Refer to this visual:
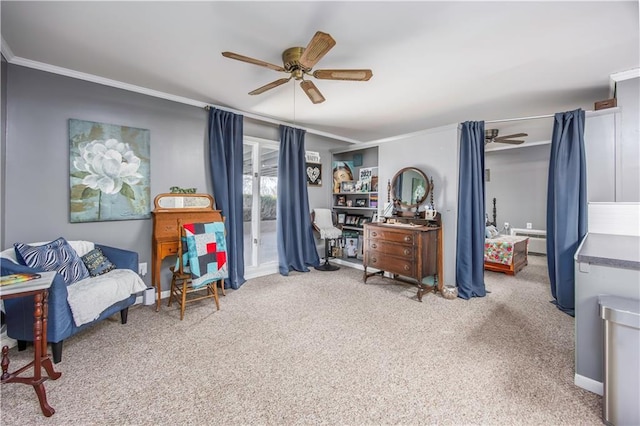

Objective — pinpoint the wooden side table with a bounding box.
[1,271,62,417]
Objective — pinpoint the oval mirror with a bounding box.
[391,167,430,209]
[154,193,214,210]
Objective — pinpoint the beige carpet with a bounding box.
[0,256,602,425]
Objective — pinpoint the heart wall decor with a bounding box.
[306,163,322,186]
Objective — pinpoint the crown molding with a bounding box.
[1,37,15,61]
[3,46,361,144]
[11,55,213,108]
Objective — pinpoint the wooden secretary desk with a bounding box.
[151,193,223,311]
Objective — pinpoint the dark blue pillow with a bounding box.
[14,237,90,285]
[81,247,116,277]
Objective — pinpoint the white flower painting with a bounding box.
[69,119,150,222]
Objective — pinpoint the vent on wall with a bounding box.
[510,228,547,255]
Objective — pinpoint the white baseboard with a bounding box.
[575,373,603,396]
[332,258,365,271]
[135,289,171,306]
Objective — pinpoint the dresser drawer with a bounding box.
[367,240,414,258]
[366,254,415,277]
[159,242,179,257]
[367,228,416,245]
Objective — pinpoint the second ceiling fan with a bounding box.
[485,129,528,146]
[222,31,373,104]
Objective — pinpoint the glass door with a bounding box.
[243,137,279,276]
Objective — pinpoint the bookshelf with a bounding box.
[330,147,379,264]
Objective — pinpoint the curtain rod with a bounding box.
[485,113,554,124]
[485,108,606,124]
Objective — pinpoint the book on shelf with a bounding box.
[358,167,378,183]
[0,272,42,286]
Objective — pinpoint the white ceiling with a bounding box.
[2,1,638,147]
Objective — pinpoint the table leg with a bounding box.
[40,292,61,381]
[1,283,60,417]
[153,247,162,312]
[33,292,43,381]
[1,346,9,380]
[33,381,55,417]
[32,291,56,416]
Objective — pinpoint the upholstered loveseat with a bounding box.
[0,239,147,363]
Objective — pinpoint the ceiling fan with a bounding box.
[485,129,528,145]
[222,31,373,104]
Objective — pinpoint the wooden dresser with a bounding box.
[363,222,442,301]
[151,193,223,311]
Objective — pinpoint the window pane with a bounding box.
[259,147,278,264]
[242,144,254,267]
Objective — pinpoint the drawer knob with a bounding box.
[403,248,411,256]
[404,236,412,242]
[371,232,378,237]
[404,264,410,271]
[371,243,377,249]
[371,258,377,263]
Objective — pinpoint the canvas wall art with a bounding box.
[69,119,150,223]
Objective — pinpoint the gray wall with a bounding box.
[485,144,550,231]
[377,125,459,286]
[617,77,640,201]
[1,56,7,247]
[2,64,348,290]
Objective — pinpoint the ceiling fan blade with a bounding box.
[248,77,292,95]
[299,31,336,69]
[495,139,525,145]
[300,80,326,104]
[222,51,285,72]
[313,69,373,81]
[495,133,528,140]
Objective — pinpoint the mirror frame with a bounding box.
[391,167,430,209]
[153,193,215,210]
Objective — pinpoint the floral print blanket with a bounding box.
[484,235,529,265]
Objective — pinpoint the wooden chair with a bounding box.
[168,219,224,320]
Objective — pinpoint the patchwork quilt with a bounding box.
[182,221,228,288]
[484,235,528,266]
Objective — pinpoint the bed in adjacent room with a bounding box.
[484,234,529,275]
[484,197,529,275]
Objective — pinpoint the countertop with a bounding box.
[575,233,640,270]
